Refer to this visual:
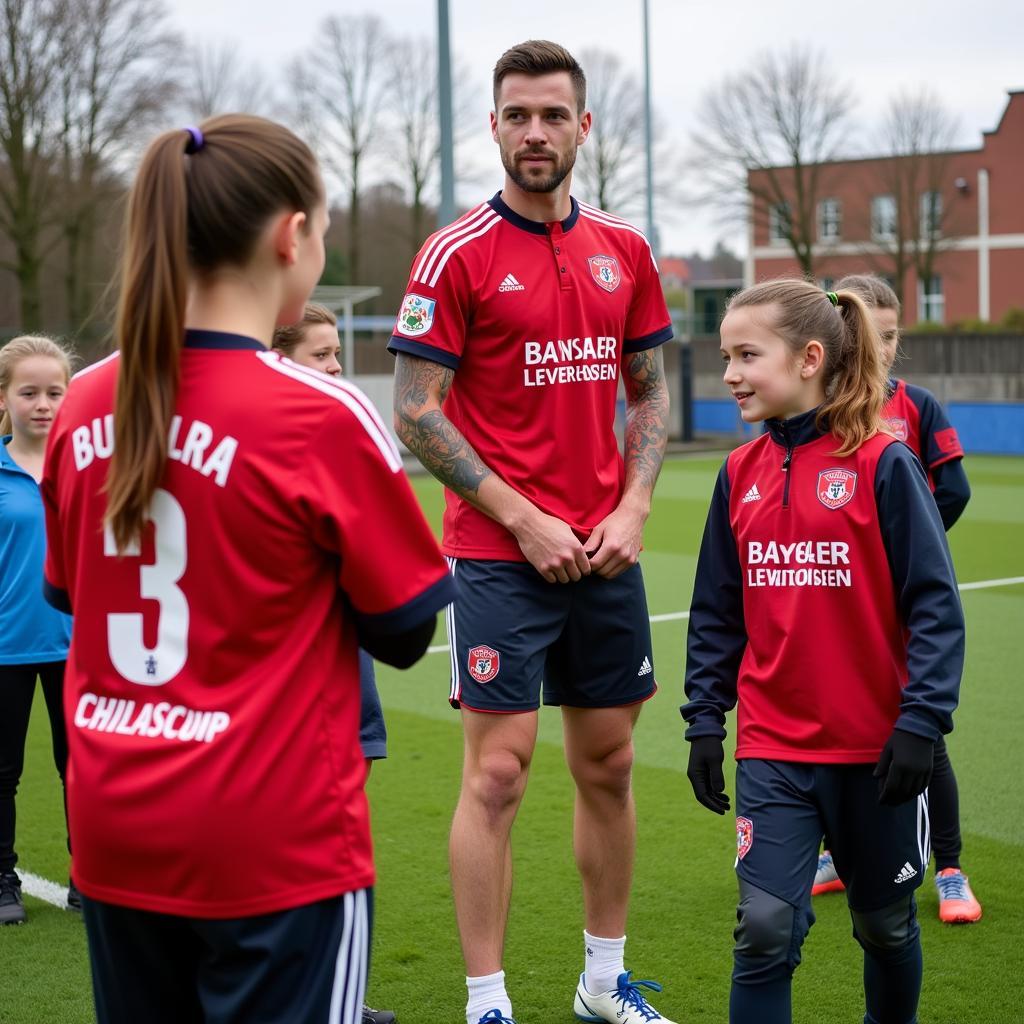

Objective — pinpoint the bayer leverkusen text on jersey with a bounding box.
[388,193,673,561]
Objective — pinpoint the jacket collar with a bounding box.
[764,407,828,449]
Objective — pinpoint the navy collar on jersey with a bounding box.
[764,406,827,449]
[184,329,265,351]
[488,191,580,235]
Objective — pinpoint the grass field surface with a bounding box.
[3,453,1023,1023]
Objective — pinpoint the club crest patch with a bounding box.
[885,417,909,442]
[817,468,857,510]
[467,645,500,684]
[396,293,436,337]
[587,254,621,293]
[736,816,753,860]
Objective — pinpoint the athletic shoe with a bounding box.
[475,1012,516,1024]
[0,871,26,925]
[811,851,846,896]
[573,970,676,1023]
[67,879,83,913]
[935,867,982,924]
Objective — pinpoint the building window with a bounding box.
[872,195,897,241]
[920,191,943,238]
[818,199,842,242]
[819,277,835,291]
[918,275,944,324]
[769,202,791,245]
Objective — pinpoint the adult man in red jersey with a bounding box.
[389,39,675,1024]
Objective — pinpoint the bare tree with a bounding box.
[182,39,276,120]
[57,0,180,332]
[868,89,960,308]
[384,37,477,254]
[0,0,65,329]
[690,46,854,277]
[292,14,388,284]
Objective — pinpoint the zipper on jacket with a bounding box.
[780,423,793,508]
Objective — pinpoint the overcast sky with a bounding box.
[169,0,1023,256]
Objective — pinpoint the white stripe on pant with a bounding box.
[328,889,369,1024]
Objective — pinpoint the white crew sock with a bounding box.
[584,929,627,995]
[466,970,512,1024]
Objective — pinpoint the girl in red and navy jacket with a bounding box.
[681,279,965,1024]
[806,273,980,925]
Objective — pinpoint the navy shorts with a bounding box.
[445,558,656,712]
[358,650,387,760]
[82,888,372,1024]
[735,759,929,912]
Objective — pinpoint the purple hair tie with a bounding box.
[183,125,204,154]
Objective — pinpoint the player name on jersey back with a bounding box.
[70,413,238,486]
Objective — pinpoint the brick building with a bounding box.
[747,90,1024,325]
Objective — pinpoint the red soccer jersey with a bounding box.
[388,193,673,561]
[726,430,905,762]
[42,332,454,919]
[883,378,964,478]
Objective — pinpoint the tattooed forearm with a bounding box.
[394,354,492,499]
[623,347,670,496]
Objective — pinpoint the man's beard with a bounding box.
[500,144,576,194]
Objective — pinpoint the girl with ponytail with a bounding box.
[681,278,965,1024]
[39,117,455,1024]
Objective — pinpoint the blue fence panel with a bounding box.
[949,403,1024,456]
[694,399,758,438]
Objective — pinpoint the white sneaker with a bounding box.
[573,971,676,1023]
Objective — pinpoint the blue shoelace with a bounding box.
[936,872,969,901]
[477,1010,516,1024]
[613,971,664,1021]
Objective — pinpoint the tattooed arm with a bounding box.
[393,353,590,583]
[586,346,670,579]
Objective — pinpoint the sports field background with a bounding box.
[3,453,1023,1023]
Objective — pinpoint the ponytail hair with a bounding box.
[727,279,887,456]
[0,334,75,436]
[106,115,322,553]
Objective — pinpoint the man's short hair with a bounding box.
[492,40,586,115]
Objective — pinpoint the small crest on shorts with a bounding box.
[395,292,436,337]
[736,816,753,860]
[816,468,857,510]
[467,644,500,684]
[885,417,909,442]
[587,254,621,293]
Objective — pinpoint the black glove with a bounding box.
[874,729,935,806]
[686,736,731,815]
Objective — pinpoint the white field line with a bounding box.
[20,870,73,910]
[25,573,1023,902]
[426,574,1024,654]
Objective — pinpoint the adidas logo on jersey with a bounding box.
[498,273,525,293]
[742,483,761,503]
[894,862,918,884]
[637,656,653,677]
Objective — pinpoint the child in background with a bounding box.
[41,115,454,1024]
[682,280,964,1024]
[274,303,394,1024]
[811,273,980,925]
[0,336,76,924]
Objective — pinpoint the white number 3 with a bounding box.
[104,488,189,686]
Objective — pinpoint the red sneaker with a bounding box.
[935,868,982,924]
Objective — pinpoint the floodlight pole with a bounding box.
[437,0,456,228]
[642,0,656,255]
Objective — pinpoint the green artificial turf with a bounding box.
[3,454,1022,1023]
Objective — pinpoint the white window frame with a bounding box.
[769,202,791,246]
[817,198,842,242]
[920,190,943,238]
[917,275,945,324]
[872,195,897,241]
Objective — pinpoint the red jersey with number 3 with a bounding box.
[388,193,673,561]
[41,332,454,918]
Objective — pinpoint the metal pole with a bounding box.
[343,300,354,377]
[437,0,456,228]
[642,0,656,254]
